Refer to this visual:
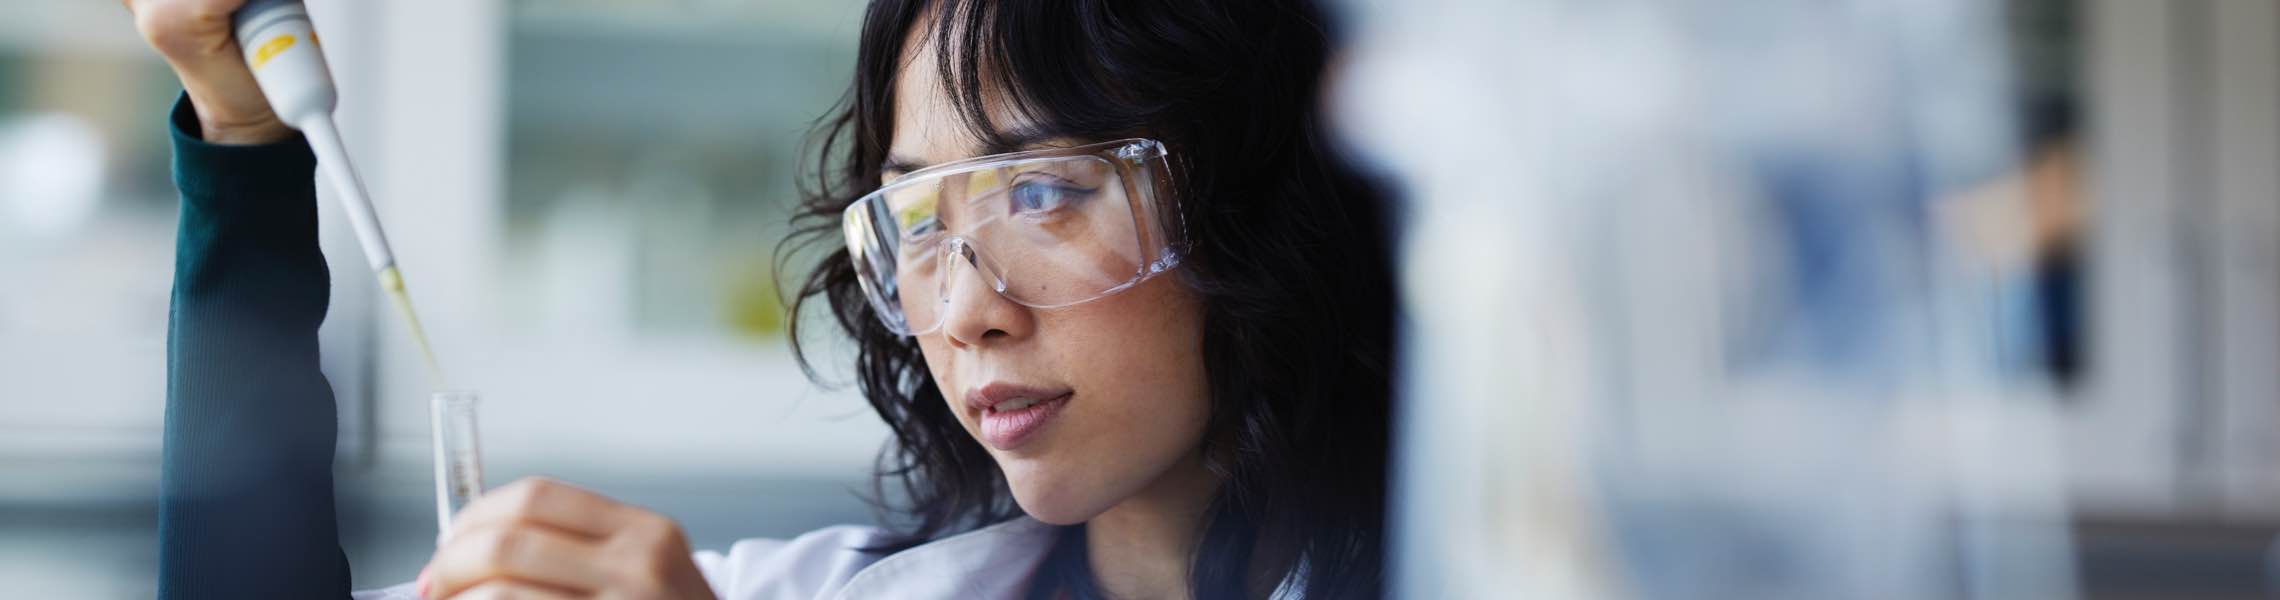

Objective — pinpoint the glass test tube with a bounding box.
[431,391,485,533]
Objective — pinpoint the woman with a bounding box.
[133,0,1395,597]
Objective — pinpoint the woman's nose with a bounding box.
[937,239,1032,347]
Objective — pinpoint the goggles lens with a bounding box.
[842,139,1181,336]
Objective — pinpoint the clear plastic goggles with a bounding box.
[842,138,1184,336]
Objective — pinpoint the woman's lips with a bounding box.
[974,390,1073,451]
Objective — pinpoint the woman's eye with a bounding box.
[904,216,942,239]
[1007,179,1094,215]
[897,217,944,257]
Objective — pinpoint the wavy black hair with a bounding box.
[779,1,1396,597]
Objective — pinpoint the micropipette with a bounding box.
[233,0,475,534]
[231,0,444,383]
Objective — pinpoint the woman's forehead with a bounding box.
[885,17,1041,175]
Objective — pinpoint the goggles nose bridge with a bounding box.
[937,235,1010,303]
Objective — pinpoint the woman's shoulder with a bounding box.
[707,518,1057,600]
[693,524,898,599]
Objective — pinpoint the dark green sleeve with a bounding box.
[157,93,352,599]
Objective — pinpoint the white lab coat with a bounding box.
[355,517,1059,600]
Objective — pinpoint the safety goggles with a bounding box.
[841,138,1185,336]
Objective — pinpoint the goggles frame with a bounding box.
[840,138,1185,336]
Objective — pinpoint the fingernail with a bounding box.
[415,565,431,599]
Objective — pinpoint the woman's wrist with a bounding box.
[195,109,293,145]
[183,91,293,145]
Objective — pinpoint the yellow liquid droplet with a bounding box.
[377,265,446,387]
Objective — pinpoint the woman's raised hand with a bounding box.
[121,0,293,144]
[421,477,718,600]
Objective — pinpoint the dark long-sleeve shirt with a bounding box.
[157,94,353,599]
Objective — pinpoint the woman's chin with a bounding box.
[1018,504,1095,526]
[1005,472,1113,525]
[1012,490,1107,525]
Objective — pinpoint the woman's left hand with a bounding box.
[420,477,717,600]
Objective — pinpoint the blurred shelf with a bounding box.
[510,0,865,46]
[505,24,854,142]
[3,1,159,57]
[2076,515,2280,600]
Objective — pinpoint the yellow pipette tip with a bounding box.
[378,265,447,387]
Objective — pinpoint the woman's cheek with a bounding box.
[914,338,971,432]
[1012,281,1212,516]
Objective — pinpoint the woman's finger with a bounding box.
[447,477,644,541]
[442,579,581,600]
[427,520,609,599]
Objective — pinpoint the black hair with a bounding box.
[778,1,1396,597]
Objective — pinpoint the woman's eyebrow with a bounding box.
[879,129,1063,179]
[981,128,1058,155]
[882,156,927,178]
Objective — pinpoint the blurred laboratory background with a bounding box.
[0,0,2275,598]
[1339,0,2279,598]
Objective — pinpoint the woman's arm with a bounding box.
[156,94,352,599]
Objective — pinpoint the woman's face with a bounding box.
[887,31,1215,525]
